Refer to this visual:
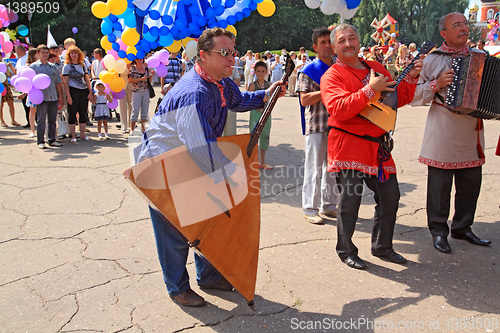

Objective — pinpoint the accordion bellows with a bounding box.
[445,50,500,119]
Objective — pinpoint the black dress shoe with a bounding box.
[451,231,491,246]
[433,236,451,253]
[373,250,407,264]
[342,255,367,270]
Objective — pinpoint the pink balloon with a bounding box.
[1,89,6,96]
[107,49,119,59]
[3,41,12,54]
[19,67,36,80]
[155,63,168,77]
[146,57,160,68]
[0,62,6,73]
[112,89,125,99]
[28,87,44,105]
[14,77,32,93]
[118,39,127,51]
[104,83,111,94]
[32,73,51,90]
[157,49,170,64]
[107,99,118,109]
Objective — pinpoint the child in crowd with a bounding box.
[92,80,112,140]
[248,61,273,170]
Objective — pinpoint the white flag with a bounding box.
[47,25,57,48]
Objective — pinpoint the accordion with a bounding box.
[445,50,500,119]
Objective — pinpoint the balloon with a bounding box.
[14,77,32,93]
[28,88,44,105]
[103,54,116,70]
[155,63,168,77]
[106,49,119,59]
[19,67,36,80]
[100,36,112,50]
[101,72,113,84]
[3,40,12,54]
[342,7,358,19]
[107,0,128,16]
[146,57,160,68]
[156,49,170,63]
[32,74,51,90]
[91,1,110,19]
[0,62,6,73]
[1,89,5,96]
[16,24,29,37]
[0,72,5,83]
[122,28,140,46]
[113,59,127,73]
[118,39,127,51]
[166,40,182,53]
[112,89,125,99]
[0,83,3,93]
[72,27,78,34]
[304,0,321,9]
[126,46,138,55]
[184,40,197,59]
[226,25,237,37]
[9,74,17,86]
[110,77,126,92]
[345,0,361,9]
[320,1,336,15]
[257,0,275,17]
[107,98,118,109]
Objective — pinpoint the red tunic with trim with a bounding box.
[320,58,418,176]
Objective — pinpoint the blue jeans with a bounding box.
[149,207,222,296]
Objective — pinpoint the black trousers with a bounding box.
[22,95,30,124]
[427,166,482,237]
[335,170,400,260]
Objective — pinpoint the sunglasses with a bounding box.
[208,49,237,57]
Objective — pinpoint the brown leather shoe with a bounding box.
[199,277,234,291]
[170,289,206,307]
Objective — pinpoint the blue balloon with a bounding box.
[108,33,117,43]
[126,53,136,61]
[196,15,207,27]
[141,40,151,50]
[345,0,361,9]
[159,26,170,36]
[207,19,218,29]
[109,14,118,22]
[188,23,199,35]
[249,2,257,11]
[215,5,225,16]
[135,8,148,17]
[143,31,157,42]
[158,34,174,47]
[149,26,160,36]
[101,21,113,35]
[143,24,149,34]
[117,7,132,18]
[161,15,174,25]
[205,7,216,19]
[112,21,123,31]
[227,15,236,25]
[150,41,159,49]
[118,50,127,58]
[149,10,161,20]
[124,13,136,28]
[235,12,244,21]
[170,26,181,39]
[181,0,194,4]
[112,42,120,51]
[136,50,145,59]
[218,19,228,29]
[242,8,251,17]
[113,30,122,38]
[225,0,236,8]
[0,84,4,93]
[211,0,221,6]
[253,0,264,3]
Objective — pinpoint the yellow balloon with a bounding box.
[110,77,126,92]
[101,72,113,84]
[226,25,237,37]
[100,36,112,50]
[91,1,110,19]
[99,70,107,80]
[181,37,196,46]
[122,28,140,46]
[111,71,119,80]
[126,46,138,55]
[167,40,182,53]
[107,0,127,16]
[257,0,276,17]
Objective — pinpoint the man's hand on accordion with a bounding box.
[436,69,455,89]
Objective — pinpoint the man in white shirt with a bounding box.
[15,45,30,127]
[90,48,105,83]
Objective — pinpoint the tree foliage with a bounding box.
[353,0,469,48]
[234,0,338,52]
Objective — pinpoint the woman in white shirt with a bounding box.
[243,50,256,91]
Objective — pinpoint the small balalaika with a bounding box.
[445,50,500,119]
[123,54,295,310]
[359,41,436,133]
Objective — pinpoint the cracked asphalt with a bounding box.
[1,91,499,333]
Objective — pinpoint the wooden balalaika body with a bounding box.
[123,55,295,308]
[358,41,436,133]
[445,50,500,119]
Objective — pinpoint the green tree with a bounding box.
[353,0,469,48]
[234,0,339,53]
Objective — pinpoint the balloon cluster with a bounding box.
[146,49,170,77]
[0,62,7,96]
[10,67,51,104]
[487,18,499,46]
[97,54,128,107]
[0,32,14,55]
[304,0,360,19]
[92,0,275,63]
[0,4,19,28]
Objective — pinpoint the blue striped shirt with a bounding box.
[135,69,266,179]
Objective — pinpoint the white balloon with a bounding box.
[324,0,341,7]
[336,0,348,16]
[0,32,10,43]
[304,0,321,9]
[102,54,116,71]
[0,72,6,83]
[342,6,358,19]
[320,1,336,15]
[184,40,197,60]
